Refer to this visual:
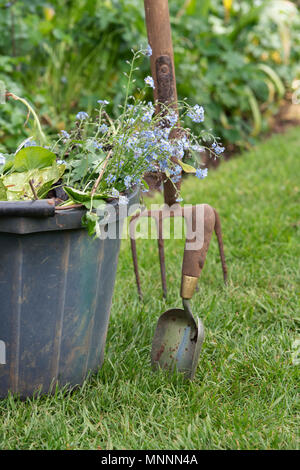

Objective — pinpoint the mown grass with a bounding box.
[0,128,299,450]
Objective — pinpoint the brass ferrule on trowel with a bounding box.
[181,275,198,300]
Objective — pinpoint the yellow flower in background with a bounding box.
[43,6,55,21]
[271,51,282,64]
[261,52,269,61]
[223,0,233,19]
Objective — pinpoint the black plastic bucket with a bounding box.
[0,190,139,399]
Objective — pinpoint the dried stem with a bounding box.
[91,150,112,197]
[29,180,38,200]
[55,204,83,211]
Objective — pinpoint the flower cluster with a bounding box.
[3,48,224,238]
[54,91,223,207]
[196,168,208,179]
[144,76,155,89]
[145,44,152,57]
[212,142,225,154]
[76,111,89,121]
[187,104,204,123]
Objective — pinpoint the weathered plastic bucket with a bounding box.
[0,189,139,399]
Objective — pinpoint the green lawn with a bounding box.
[0,128,299,450]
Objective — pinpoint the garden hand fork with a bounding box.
[130,0,227,297]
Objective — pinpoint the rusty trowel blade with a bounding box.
[151,308,203,379]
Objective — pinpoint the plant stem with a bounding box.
[29,180,38,200]
[91,150,112,197]
[56,204,83,211]
[6,92,46,144]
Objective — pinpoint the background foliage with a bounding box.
[0,0,299,152]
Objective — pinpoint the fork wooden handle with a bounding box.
[144,0,177,106]
[144,0,181,206]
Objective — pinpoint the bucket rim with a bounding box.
[0,186,140,234]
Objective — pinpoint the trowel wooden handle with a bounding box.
[144,0,180,206]
[180,205,215,299]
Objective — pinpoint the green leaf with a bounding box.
[14,146,56,172]
[1,154,14,174]
[176,160,196,174]
[258,64,285,98]
[64,186,104,203]
[82,199,105,210]
[2,163,65,201]
[0,179,7,201]
[37,164,66,198]
[186,0,196,15]
[228,4,267,42]
[81,212,98,237]
[141,179,149,191]
[183,0,210,17]
[245,87,262,137]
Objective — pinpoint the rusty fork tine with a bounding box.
[130,209,168,300]
[130,210,161,299]
[157,211,167,299]
[130,236,143,300]
[130,213,143,300]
